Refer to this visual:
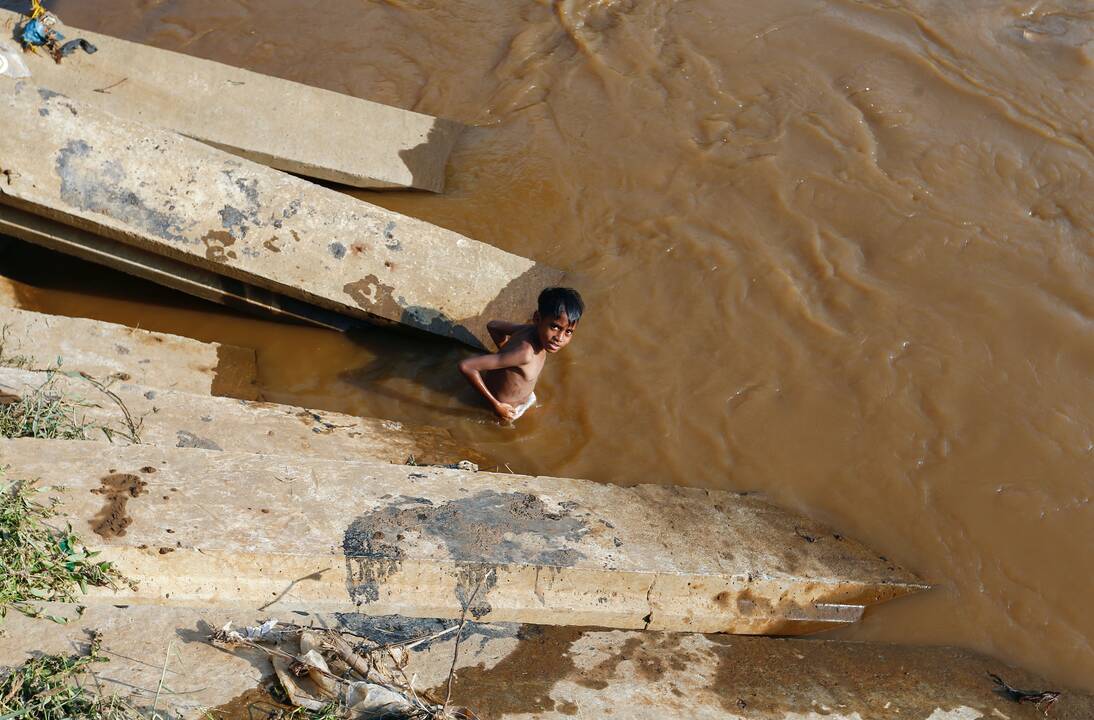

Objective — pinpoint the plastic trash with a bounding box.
[58,38,97,58]
[21,16,57,47]
[17,8,97,62]
[0,43,31,79]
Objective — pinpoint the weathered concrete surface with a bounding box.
[0,439,925,633]
[0,9,462,191]
[0,366,481,465]
[0,79,563,348]
[2,604,1089,719]
[0,207,355,330]
[0,306,257,399]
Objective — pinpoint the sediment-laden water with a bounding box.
[3,0,1091,692]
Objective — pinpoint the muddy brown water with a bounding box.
[1,0,1091,693]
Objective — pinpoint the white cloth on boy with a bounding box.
[509,392,537,421]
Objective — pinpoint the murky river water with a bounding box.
[2,0,1092,692]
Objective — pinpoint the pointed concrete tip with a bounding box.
[0,8,463,192]
[0,439,926,634]
[0,78,565,348]
[0,306,258,399]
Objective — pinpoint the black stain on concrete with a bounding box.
[328,242,347,260]
[344,557,400,605]
[219,205,251,239]
[333,613,518,650]
[383,221,401,251]
[55,139,191,244]
[456,564,498,619]
[342,490,589,610]
[217,171,265,240]
[281,199,301,219]
[233,176,259,206]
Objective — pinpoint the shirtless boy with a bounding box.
[458,287,584,421]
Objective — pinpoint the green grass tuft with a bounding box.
[0,373,95,441]
[0,632,144,720]
[0,474,134,622]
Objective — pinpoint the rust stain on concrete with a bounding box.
[89,472,147,538]
[430,625,586,718]
[202,230,238,262]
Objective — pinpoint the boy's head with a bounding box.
[533,287,584,354]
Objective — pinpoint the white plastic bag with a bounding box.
[0,42,31,79]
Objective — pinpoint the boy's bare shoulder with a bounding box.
[504,336,538,363]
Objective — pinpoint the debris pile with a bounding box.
[17,0,97,62]
[213,620,480,720]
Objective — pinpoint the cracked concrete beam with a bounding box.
[2,604,1088,719]
[0,367,482,466]
[0,206,355,330]
[0,439,925,634]
[0,9,462,192]
[0,78,564,348]
[0,306,257,399]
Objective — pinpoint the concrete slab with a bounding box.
[1,604,1088,719]
[0,366,481,466]
[0,79,563,348]
[0,206,355,331]
[0,439,925,634]
[0,9,462,191]
[0,306,257,399]
[0,277,17,308]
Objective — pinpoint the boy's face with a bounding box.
[534,312,577,353]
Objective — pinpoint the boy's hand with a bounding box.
[458,343,536,421]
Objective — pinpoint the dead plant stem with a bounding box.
[443,567,494,712]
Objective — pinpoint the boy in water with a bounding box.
[458,287,584,421]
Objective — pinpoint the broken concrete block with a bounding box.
[0,439,925,634]
[0,366,481,466]
[1,604,1087,719]
[0,306,257,399]
[0,79,563,348]
[0,206,355,330]
[0,8,462,191]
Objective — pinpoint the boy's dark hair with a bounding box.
[538,287,585,324]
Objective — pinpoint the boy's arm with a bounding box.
[458,345,532,420]
[486,320,524,349]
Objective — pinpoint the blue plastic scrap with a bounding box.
[19,12,97,60]
[20,17,59,47]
